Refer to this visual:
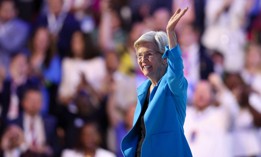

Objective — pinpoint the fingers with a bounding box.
[180,7,188,17]
[176,7,188,20]
[170,8,181,21]
[174,8,181,16]
[166,7,189,32]
[170,7,188,22]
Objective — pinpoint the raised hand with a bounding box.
[166,7,188,49]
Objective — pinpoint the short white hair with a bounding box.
[134,31,168,54]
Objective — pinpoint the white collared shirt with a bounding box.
[23,114,46,147]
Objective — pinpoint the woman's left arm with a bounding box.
[167,8,188,49]
[163,8,188,96]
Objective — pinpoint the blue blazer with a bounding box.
[121,45,192,157]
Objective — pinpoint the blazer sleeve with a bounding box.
[162,45,188,126]
[162,45,188,97]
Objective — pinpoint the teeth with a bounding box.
[143,66,151,70]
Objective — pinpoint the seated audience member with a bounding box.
[0,125,25,157]
[0,0,29,69]
[0,53,29,123]
[62,122,115,157]
[8,87,59,157]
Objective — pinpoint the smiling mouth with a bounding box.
[143,65,152,71]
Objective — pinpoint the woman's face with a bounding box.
[81,124,100,150]
[10,54,28,85]
[71,32,85,58]
[136,43,166,80]
[33,28,49,53]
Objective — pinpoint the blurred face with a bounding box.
[48,0,63,15]
[33,28,50,53]
[224,73,242,91]
[71,31,85,58]
[130,23,147,45]
[193,81,212,110]
[246,45,261,68]
[10,54,28,85]
[22,90,42,116]
[212,53,224,65]
[153,8,170,31]
[178,25,197,47]
[0,1,16,22]
[81,124,100,150]
[105,52,119,74]
[111,11,121,29]
[136,43,166,81]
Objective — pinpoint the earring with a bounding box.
[163,60,167,65]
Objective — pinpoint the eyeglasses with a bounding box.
[136,51,161,61]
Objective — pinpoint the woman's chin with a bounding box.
[142,71,150,77]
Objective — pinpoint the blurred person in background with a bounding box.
[7,87,60,157]
[0,0,29,70]
[210,50,225,77]
[241,42,261,95]
[172,0,195,28]
[14,0,43,23]
[35,0,80,58]
[245,0,261,43]
[0,53,29,127]
[224,73,261,157]
[99,0,152,88]
[28,27,61,116]
[107,103,136,157]
[0,65,5,92]
[210,73,261,157]
[104,51,136,154]
[98,0,127,52]
[29,27,61,87]
[177,23,214,104]
[202,0,255,72]
[130,0,172,23]
[0,125,25,157]
[62,122,115,157]
[184,80,232,157]
[105,51,136,129]
[59,72,108,149]
[64,0,96,34]
[152,8,171,31]
[58,30,108,149]
[58,30,106,106]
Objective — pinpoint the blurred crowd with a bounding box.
[0,0,261,156]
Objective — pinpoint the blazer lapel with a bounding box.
[133,80,151,126]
